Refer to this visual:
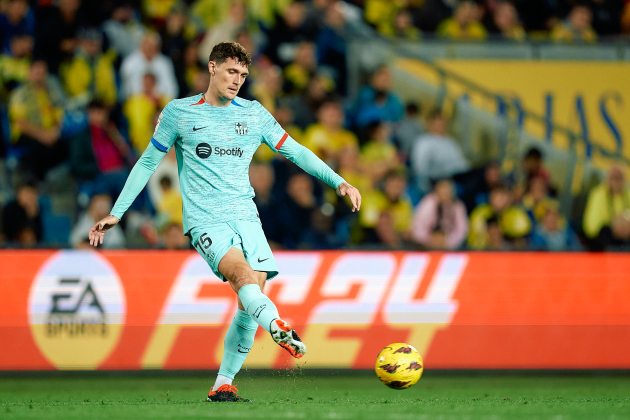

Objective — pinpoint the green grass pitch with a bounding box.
[1,371,628,419]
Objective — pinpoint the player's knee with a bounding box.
[228,265,258,291]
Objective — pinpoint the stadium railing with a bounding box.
[347,38,630,226]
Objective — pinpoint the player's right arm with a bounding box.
[89,101,180,247]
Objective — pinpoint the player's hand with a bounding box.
[336,182,361,212]
[88,215,120,247]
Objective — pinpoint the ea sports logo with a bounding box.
[28,251,126,370]
[196,142,212,158]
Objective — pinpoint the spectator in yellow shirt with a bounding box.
[520,176,555,223]
[583,166,630,250]
[0,34,32,102]
[492,2,526,42]
[364,0,409,36]
[468,184,531,250]
[437,1,487,41]
[302,99,358,162]
[9,60,65,180]
[191,0,231,28]
[156,174,183,228]
[60,28,117,108]
[143,0,178,26]
[192,0,289,31]
[283,41,317,94]
[360,121,401,186]
[250,65,283,114]
[198,0,249,63]
[123,73,170,155]
[385,8,422,40]
[247,0,293,29]
[358,169,413,247]
[551,5,597,43]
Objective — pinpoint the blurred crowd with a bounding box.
[366,0,629,42]
[0,0,629,253]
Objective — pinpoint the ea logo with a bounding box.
[28,251,126,369]
[196,142,212,159]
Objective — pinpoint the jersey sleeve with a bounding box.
[278,135,346,189]
[151,100,179,152]
[110,142,167,219]
[255,101,288,152]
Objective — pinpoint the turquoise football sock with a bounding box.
[216,309,258,382]
[238,284,280,333]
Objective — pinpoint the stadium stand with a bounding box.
[0,0,629,252]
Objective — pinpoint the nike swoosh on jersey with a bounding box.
[257,257,269,263]
[193,126,208,131]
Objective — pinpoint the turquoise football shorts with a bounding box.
[189,220,278,282]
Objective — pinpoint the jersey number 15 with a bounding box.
[196,233,212,255]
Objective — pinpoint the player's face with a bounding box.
[209,58,249,100]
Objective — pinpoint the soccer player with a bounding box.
[88,42,361,402]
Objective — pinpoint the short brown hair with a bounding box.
[208,41,252,67]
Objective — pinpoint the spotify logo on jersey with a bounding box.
[196,143,245,159]
[196,142,212,159]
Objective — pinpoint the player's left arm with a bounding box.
[256,100,360,211]
[279,137,361,212]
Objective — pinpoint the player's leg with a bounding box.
[219,247,281,331]
[219,247,306,358]
[210,272,265,398]
[194,223,304,402]
[188,225,257,402]
[231,220,307,359]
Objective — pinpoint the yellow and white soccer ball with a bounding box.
[374,343,423,389]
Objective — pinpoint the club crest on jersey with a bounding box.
[234,122,248,135]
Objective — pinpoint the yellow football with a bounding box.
[374,343,423,389]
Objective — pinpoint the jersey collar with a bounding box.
[191,94,243,107]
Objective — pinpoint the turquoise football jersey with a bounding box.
[151,94,288,234]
